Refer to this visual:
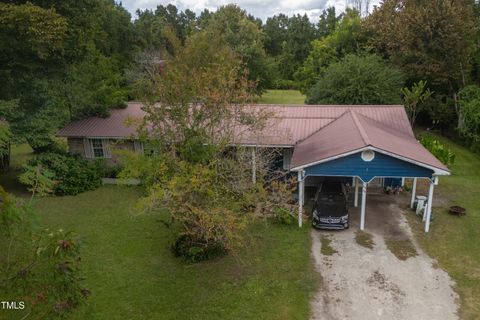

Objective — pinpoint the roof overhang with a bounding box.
[290,146,450,176]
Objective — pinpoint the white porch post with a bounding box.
[410,177,417,209]
[251,147,256,184]
[298,171,304,227]
[360,181,367,230]
[354,177,359,207]
[424,178,436,232]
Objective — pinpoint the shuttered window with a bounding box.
[91,139,104,158]
[87,139,111,159]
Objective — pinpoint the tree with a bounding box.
[263,13,317,81]
[458,85,480,150]
[401,80,432,126]
[122,30,293,261]
[295,8,366,92]
[306,54,404,105]
[203,5,271,91]
[317,7,339,37]
[365,0,476,125]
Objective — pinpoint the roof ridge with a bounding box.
[354,112,415,140]
[350,111,371,146]
[294,109,352,145]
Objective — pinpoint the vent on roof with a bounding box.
[361,149,375,162]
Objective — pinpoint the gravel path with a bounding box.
[310,193,458,320]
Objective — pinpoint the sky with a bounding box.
[121,0,381,22]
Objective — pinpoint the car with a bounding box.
[312,179,349,230]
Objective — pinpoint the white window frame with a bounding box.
[88,138,111,159]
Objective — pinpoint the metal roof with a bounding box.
[290,110,449,174]
[57,102,146,138]
[58,103,413,144]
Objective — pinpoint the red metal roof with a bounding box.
[58,103,413,144]
[58,102,448,173]
[290,110,449,173]
[57,102,146,138]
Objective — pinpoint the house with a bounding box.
[58,102,449,232]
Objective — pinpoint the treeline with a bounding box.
[1,1,480,151]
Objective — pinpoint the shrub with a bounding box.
[420,135,455,167]
[20,153,102,196]
[0,187,88,318]
[306,54,404,105]
[271,79,300,90]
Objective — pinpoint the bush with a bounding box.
[306,54,404,105]
[21,153,102,196]
[420,135,455,167]
[172,233,227,263]
[271,79,300,90]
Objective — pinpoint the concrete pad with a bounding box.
[310,192,459,320]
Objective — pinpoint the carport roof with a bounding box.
[290,110,449,175]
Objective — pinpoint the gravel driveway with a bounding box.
[310,192,458,320]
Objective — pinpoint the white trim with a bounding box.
[237,144,295,148]
[291,146,450,176]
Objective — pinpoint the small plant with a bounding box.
[420,135,455,167]
[18,164,56,200]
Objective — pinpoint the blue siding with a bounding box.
[304,151,433,182]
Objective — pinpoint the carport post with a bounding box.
[251,147,256,184]
[354,177,359,207]
[410,178,417,209]
[360,181,367,230]
[424,178,435,232]
[298,171,304,228]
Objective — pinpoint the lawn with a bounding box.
[406,132,480,319]
[1,146,318,320]
[258,90,306,105]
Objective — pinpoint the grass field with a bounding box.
[1,145,317,320]
[258,90,306,105]
[406,132,480,319]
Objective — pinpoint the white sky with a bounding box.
[121,0,381,22]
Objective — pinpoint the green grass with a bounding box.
[355,230,375,250]
[406,132,480,319]
[258,90,306,105]
[319,235,337,256]
[384,238,418,261]
[0,144,318,319]
[31,186,318,320]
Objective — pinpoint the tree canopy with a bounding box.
[306,54,404,105]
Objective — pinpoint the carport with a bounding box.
[290,110,450,232]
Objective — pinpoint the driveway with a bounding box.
[310,191,458,320]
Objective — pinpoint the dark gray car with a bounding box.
[312,179,349,230]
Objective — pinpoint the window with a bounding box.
[283,148,293,170]
[91,139,105,158]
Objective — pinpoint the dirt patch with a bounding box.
[367,270,406,302]
[385,238,418,261]
[355,230,375,249]
[320,235,338,256]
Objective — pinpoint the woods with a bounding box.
[0,0,479,151]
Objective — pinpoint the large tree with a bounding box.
[306,54,404,105]
[203,4,271,91]
[295,8,366,92]
[365,0,476,125]
[0,1,134,150]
